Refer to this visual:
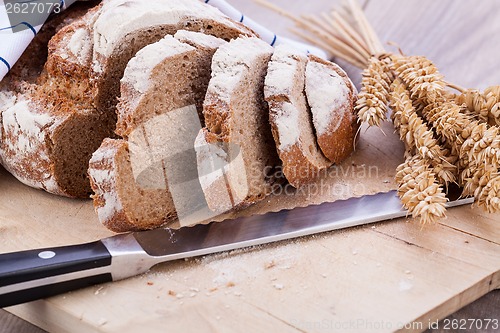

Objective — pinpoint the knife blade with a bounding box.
[0,190,473,308]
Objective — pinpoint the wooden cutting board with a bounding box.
[1,0,500,332]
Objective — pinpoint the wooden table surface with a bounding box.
[1,0,499,332]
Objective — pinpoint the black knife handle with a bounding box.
[0,241,112,308]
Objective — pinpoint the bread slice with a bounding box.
[89,32,226,232]
[195,36,280,214]
[305,55,358,164]
[0,0,254,198]
[264,45,332,188]
[116,31,226,137]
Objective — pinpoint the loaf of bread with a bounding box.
[1,0,359,233]
[195,36,282,215]
[0,1,103,195]
[264,44,332,188]
[0,0,253,198]
[89,32,226,232]
[305,55,358,164]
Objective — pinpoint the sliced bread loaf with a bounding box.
[264,45,332,188]
[195,36,280,214]
[305,55,358,164]
[0,0,254,198]
[89,32,226,232]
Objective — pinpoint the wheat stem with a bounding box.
[298,15,368,65]
[321,11,371,62]
[329,11,371,58]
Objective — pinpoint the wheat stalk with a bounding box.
[254,0,500,220]
[254,0,385,67]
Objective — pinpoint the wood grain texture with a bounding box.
[0,310,45,333]
[1,0,500,332]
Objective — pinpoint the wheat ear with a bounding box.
[455,89,489,123]
[477,174,500,213]
[391,55,446,104]
[484,86,500,126]
[390,78,457,185]
[356,55,395,126]
[422,99,500,212]
[396,155,448,224]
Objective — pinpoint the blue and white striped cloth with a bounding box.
[0,0,326,82]
[0,0,75,81]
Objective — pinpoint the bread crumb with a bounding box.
[273,283,284,290]
[176,293,184,299]
[321,273,327,278]
[352,250,358,255]
[94,286,104,295]
[147,281,154,286]
[189,287,200,292]
[404,270,411,274]
[226,281,235,287]
[168,290,176,297]
[209,287,218,292]
[265,260,276,269]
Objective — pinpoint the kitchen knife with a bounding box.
[0,190,473,308]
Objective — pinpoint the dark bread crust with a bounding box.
[89,138,178,232]
[197,37,281,214]
[0,2,104,197]
[265,46,332,188]
[306,55,359,164]
[89,32,236,232]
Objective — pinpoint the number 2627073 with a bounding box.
[5,2,61,15]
